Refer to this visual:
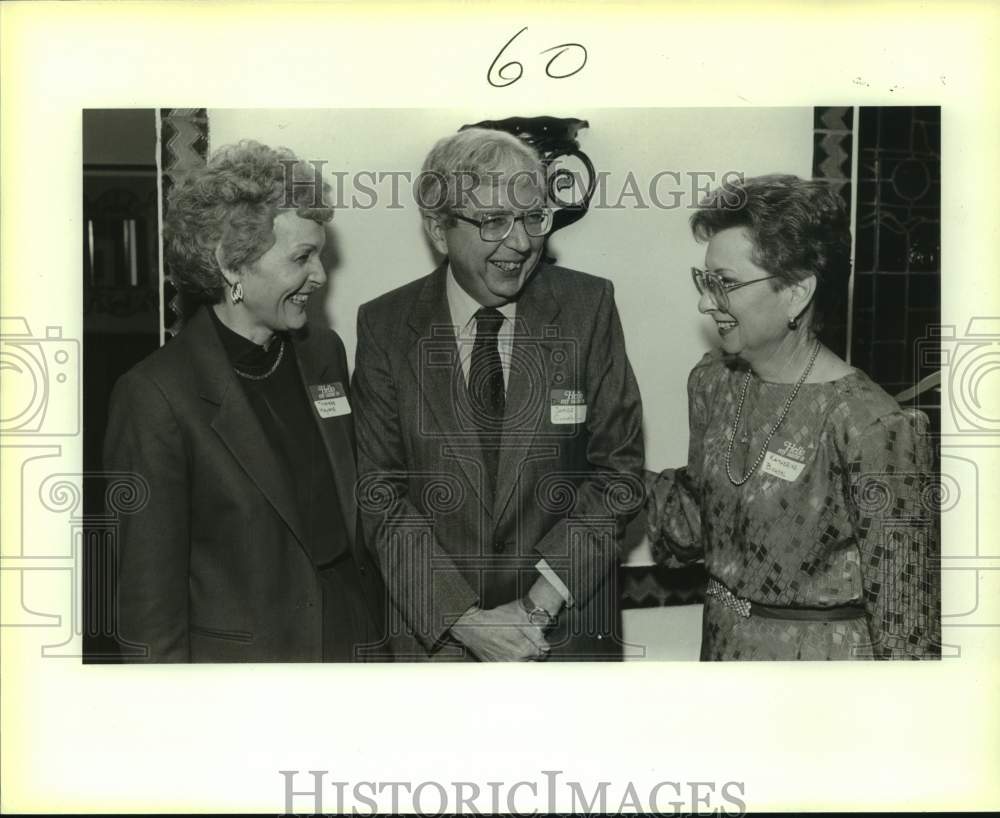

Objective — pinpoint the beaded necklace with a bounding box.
[725,340,820,486]
[233,338,285,381]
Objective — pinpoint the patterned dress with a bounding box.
[648,351,940,660]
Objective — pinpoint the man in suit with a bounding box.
[352,128,644,661]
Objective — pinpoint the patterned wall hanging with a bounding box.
[812,106,856,360]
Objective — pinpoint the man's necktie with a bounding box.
[469,307,506,493]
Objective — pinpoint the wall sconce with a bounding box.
[461,116,596,234]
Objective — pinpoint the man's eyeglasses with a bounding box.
[452,209,553,242]
[691,267,777,312]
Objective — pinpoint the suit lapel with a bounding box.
[293,331,357,548]
[406,264,494,517]
[493,268,561,522]
[187,307,306,547]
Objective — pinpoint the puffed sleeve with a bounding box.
[847,409,941,659]
[645,356,713,565]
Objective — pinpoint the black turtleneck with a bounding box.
[208,306,346,567]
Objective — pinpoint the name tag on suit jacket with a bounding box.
[309,381,352,418]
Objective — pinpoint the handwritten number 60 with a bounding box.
[487,27,588,88]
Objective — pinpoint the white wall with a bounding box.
[208,107,813,471]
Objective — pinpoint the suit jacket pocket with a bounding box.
[189,623,255,643]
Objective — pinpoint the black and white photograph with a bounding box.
[81,106,942,665]
[2,2,998,815]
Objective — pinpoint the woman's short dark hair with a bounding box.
[164,140,334,305]
[689,174,851,332]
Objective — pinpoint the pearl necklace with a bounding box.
[725,341,820,486]
[233,338,285,380]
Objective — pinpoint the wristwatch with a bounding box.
[519,595,557,631]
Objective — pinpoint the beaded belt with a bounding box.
[706,577,866,622]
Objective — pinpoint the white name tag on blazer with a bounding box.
[309,382,351,418]
[550,389,587,425]
[761,450,806,482]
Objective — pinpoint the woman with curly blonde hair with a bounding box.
[105,141,390,662]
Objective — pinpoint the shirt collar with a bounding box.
[207,303,283,370]
[445,264,517,333]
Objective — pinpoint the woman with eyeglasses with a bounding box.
[646,174,940,660]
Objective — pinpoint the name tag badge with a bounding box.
[550,388,587,425]
[309,382,351,418]
[761,450,806,482]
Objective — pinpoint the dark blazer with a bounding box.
[104,306,387,662]
[352,263,644,660]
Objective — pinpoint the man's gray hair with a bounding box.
[416,127,545,221]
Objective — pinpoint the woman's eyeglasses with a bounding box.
[691,267,777,312]
[452,208,554,242]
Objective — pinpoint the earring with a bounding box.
[230,281,244,305]
[787,316,798,330]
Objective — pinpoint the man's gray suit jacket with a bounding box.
[352,262,644,660]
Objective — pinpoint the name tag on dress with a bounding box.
[761,450,806,482]
[550,389,587,425]
[309,382,351,418]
